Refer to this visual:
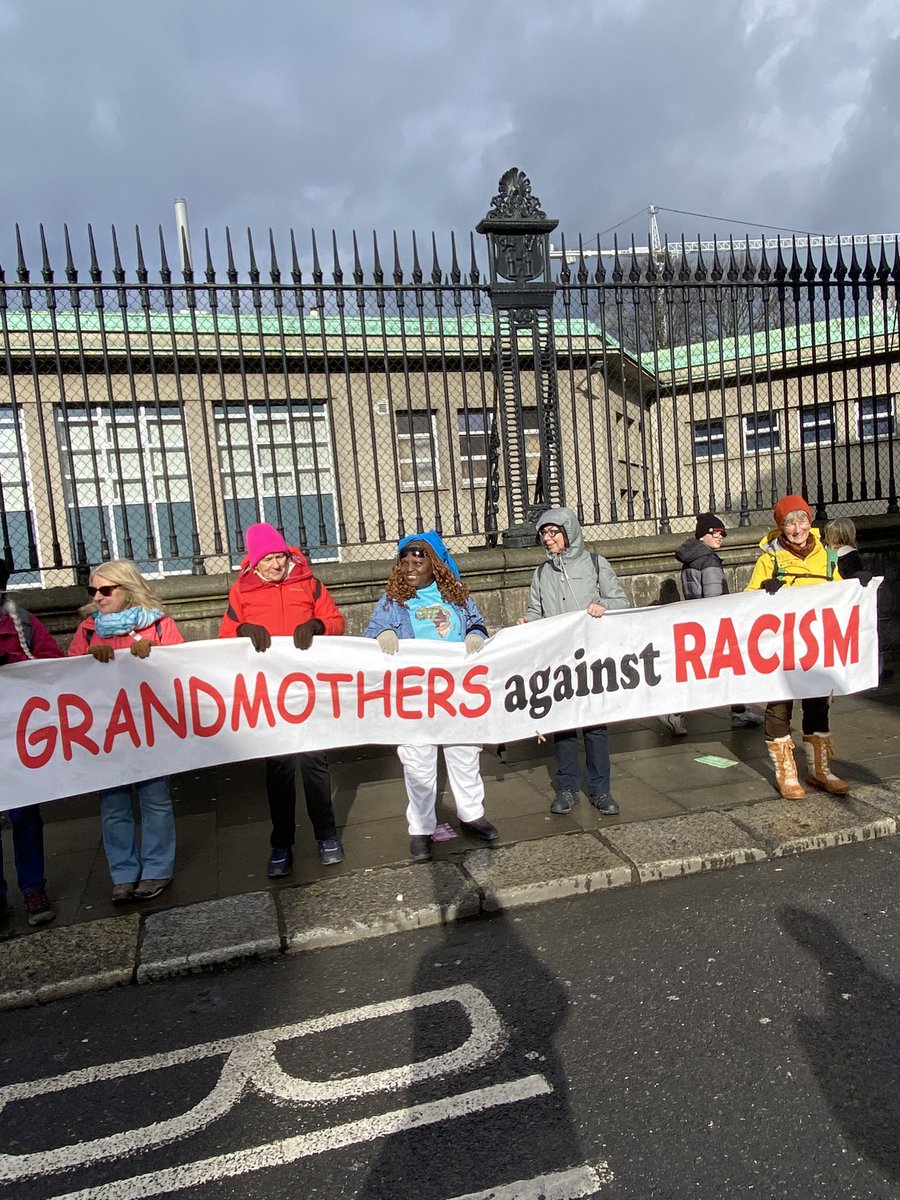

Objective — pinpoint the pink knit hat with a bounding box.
[244,522,290,567]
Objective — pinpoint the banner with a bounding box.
[0,580,879,808]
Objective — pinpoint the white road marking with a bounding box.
[443,1162,614,1199]
[0,983,505,1181]
[50,1075,552,1200]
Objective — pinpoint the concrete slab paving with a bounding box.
[137,892,280,983]
[600,810,768,883]
[279,861,480,952]
[462,833,633,911]
[729,793,898,856]
[0,915,140,1010]
[848,782,900,817]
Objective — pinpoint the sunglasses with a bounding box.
[86,584,121,598]
[540,526,565,537]
[705,529,726,537]
[399,547,429,560]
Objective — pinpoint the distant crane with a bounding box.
[549,205,900,262]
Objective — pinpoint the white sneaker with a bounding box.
[731,709,764,729]
[659,713,688,737]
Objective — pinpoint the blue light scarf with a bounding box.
[93,605,165,638]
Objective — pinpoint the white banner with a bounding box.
[0,580,879,808]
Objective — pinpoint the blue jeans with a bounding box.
[98,777,176,884]
[0,805,46,898]
[553,725,611,798]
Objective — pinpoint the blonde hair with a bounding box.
[80,559,166,618]
[824,517,857,550]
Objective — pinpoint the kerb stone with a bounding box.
[280,862,480,952]
[0,915,140,1011]
[602,811,767,883]
[729,793,897,856]
[462,833,632,912]
[137,893,280,983]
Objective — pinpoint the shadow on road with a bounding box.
[779,905,900,1185]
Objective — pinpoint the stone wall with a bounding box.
[16,515,900,660]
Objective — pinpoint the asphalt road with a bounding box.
[2,837,900,1200]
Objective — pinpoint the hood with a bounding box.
[534,506,586,561]
[239,545,312,587]
[397,529,461,578]
[675,537,716,566]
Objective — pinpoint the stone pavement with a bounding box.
[1,669,899,1009]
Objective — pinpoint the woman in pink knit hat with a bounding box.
[219,523,346,875]
[745,495,848,801]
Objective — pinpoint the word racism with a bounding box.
[0,581,878,808]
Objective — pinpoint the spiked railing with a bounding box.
[0,209,897,585]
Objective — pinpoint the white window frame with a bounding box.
[0,404,39,586]
[857,394,896,442]
[457,409,491,487]
[742,411,781,454]
[692,417,726,461]
[397,409,438,491]
[57,404,193,578]
[799,402,835,447]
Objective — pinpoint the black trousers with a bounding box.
[265,752,337,848]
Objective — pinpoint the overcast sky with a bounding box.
[1,0,898,278]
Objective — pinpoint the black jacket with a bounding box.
[675,538,729,600]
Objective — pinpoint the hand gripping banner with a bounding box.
[0,580,879,808]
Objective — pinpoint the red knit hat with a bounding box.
[244,522,290,567]
[773,495,812,528]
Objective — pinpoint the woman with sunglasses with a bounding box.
[68,560,184,903]
[364,530,498,862]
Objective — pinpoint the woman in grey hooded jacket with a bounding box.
[519,507,628,815]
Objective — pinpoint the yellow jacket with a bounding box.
[745,528,842,591]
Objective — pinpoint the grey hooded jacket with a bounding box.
[524,506,629,619]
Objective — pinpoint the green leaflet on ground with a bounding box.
[694,754,740,769]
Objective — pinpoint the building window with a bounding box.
[521,405,542,491]
[458,409,491,486]
[692,418,725,460]
[857,394,896,442]
[799,402,835,446]
[56,405,195,577]
[397,410,437,490]
[215,402,337,563]
[0,406,39,585]
[742,412,781,453]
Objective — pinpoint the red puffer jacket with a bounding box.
[68,614,184,656]
[218,548,344,638]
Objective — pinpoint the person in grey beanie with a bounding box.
[518,507,628,816]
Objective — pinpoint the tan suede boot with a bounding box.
[803,733,850,795]
[766,735,806,800]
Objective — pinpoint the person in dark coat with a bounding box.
[658,513,764,738]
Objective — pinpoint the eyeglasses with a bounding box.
[86,584,121,598]
[540,526,565,538]
[399,547,429,560]
[705,529,726,538]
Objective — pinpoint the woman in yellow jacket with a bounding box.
[745,494,848,801]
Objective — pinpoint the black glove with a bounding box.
[761,578,784,595]
[293,618,324,650]
[855,571,873,588]
[237,622,271,653]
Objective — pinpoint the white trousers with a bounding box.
[396,743,485,835]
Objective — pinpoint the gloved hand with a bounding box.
[855,571,873,588]
[89,644,114,663]
[376,629,400,655]
[464,633,485,655]
[293,618,324,650]
[761,578,784,595]
[130,638,152,659]
[237,623,271,653]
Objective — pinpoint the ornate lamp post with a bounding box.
[477,168,564,547]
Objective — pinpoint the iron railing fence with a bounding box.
[0,218,898,586]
